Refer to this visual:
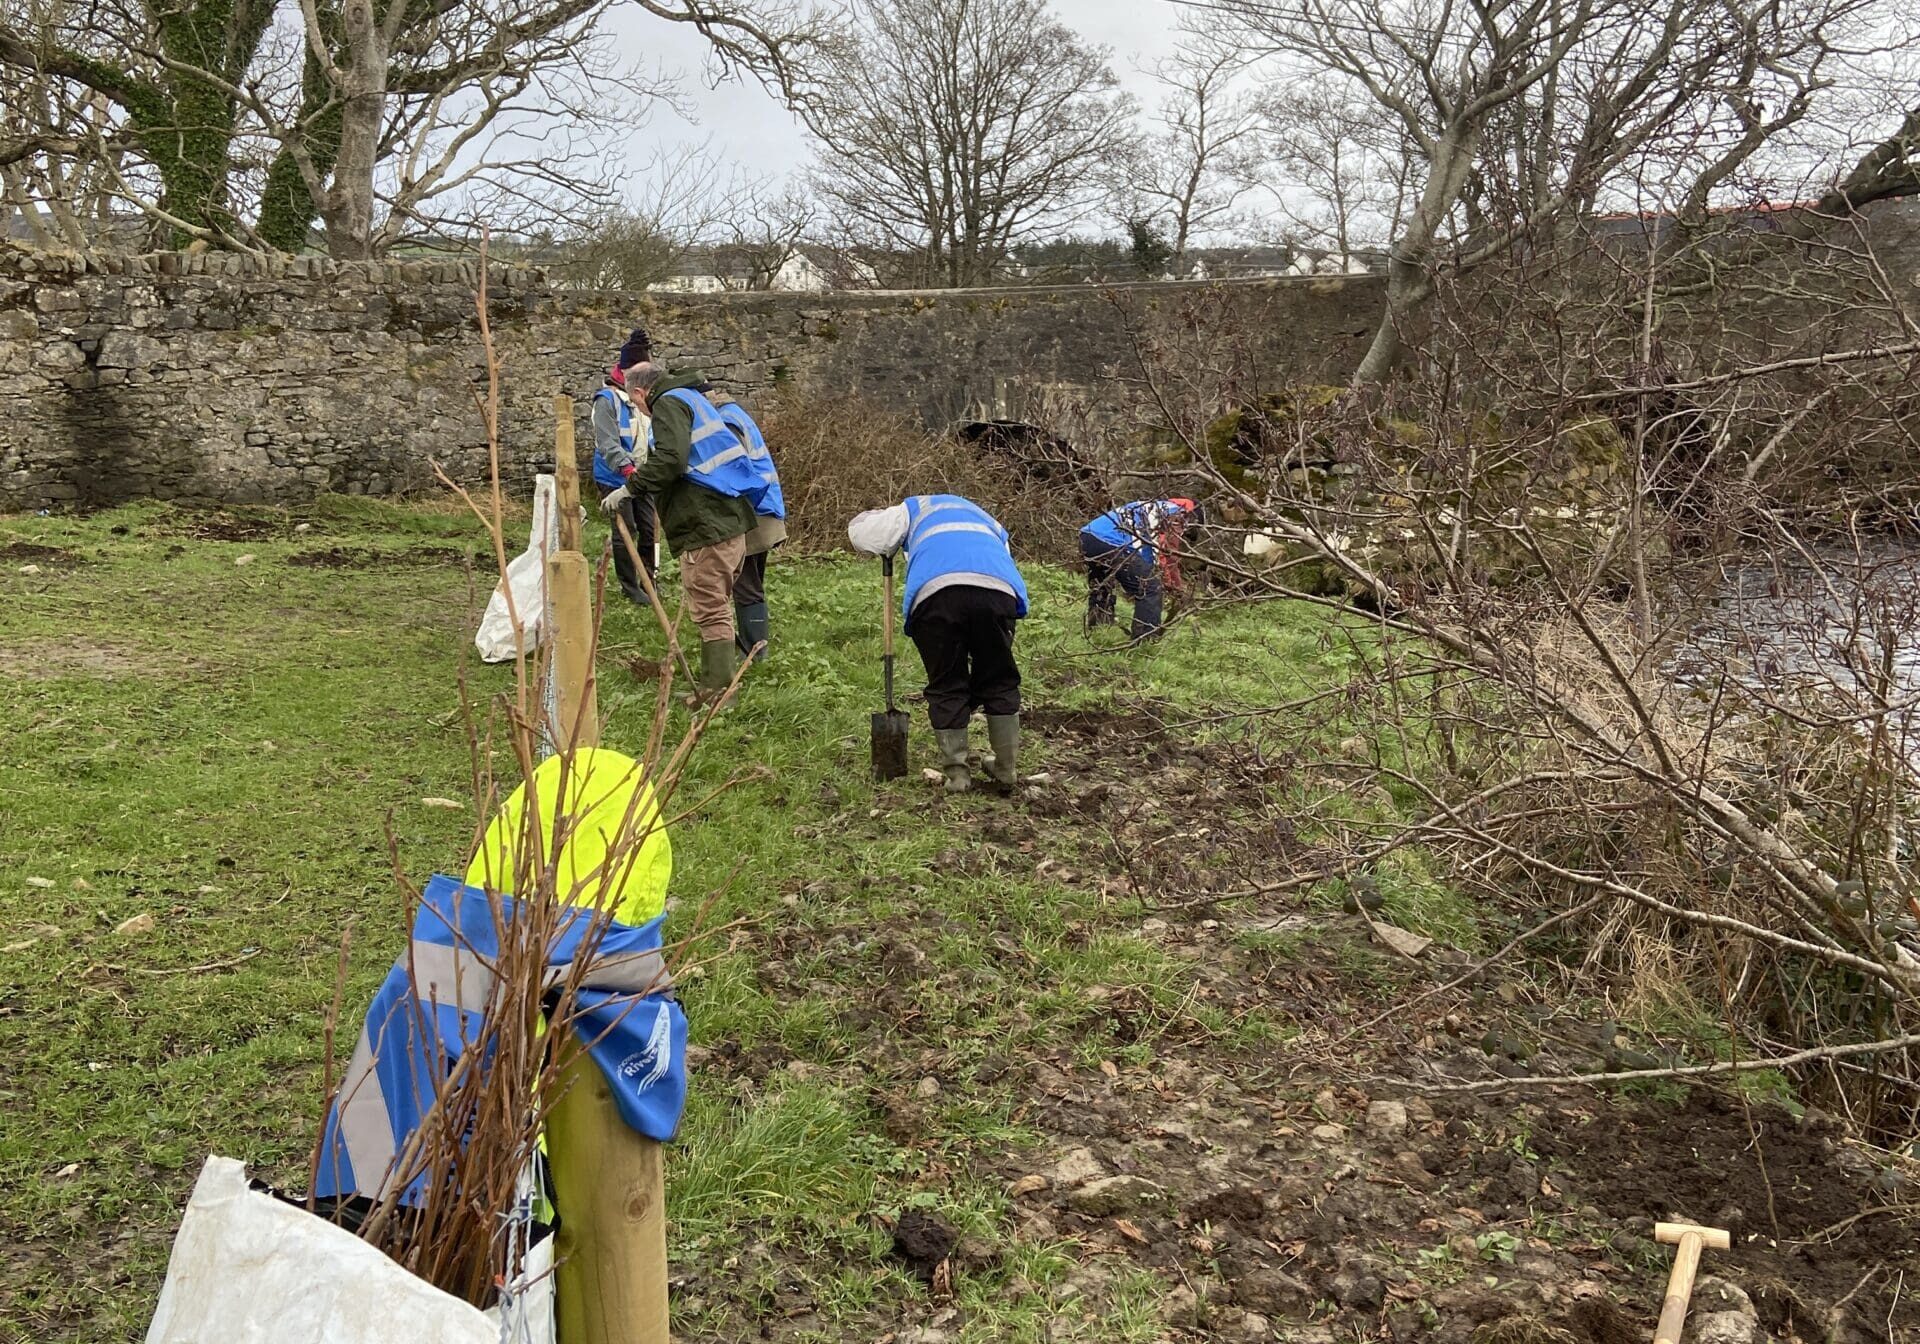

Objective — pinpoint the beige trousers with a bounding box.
[682,534,747,642]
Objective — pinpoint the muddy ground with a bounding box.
[689,704,1919,1343]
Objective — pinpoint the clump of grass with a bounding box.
[669,1082,875,1241]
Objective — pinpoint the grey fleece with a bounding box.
[591,385,644,479]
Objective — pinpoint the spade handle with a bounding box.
[882,554,897,712]
[1652,1223,1729,1344]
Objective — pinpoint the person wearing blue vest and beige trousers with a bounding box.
[848,494,1029,793]
[592,327,660,603]
[622,360,761,702]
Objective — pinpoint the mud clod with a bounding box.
[891,1208,957,1282]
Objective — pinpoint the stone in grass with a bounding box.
[1329,1265,1384,1309]
[1051,1146,1105,1187]
[1065,1174,1163,1217]
[1231,1311,1272,1340]
[1365,1099,1409,1134]
[114,913,156,936]
[1163,1285,1202,1329]
[1369,921,1431,959]
[1688,1279,1762,1344]
[1230,1266,1316,1315]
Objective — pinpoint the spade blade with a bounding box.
[871,709,910,780]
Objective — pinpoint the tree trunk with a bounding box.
[260,4,346,253]
[320,0,387,259]
[1351,256,1430,386]
[1350,122,1478,387]
[149,0,276,245]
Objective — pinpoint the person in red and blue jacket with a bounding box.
[1080,498,1198,640]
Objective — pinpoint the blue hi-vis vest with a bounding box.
[1083,500,1174,563]
[657,387,761,500]
[591,386,640,489]
[313,874,688,1204]
[901,494,1029,621]
[715,400,785,520]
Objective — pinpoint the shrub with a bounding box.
[755,389,1099,564]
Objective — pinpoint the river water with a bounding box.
[1670,542,1920,774]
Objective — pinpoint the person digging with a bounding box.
[616,360,760,705]
[1080,496,1198,640]
[848,493,1029,793]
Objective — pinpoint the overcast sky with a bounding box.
[604,0,1190,190]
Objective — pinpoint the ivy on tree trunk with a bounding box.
[0,0,275,247]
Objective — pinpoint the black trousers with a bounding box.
[598,484,657,601]
[1081,533,1163,638]
[906,585,1021,731]
[734,549,767,606]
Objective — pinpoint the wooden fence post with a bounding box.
[544,393,671,1344]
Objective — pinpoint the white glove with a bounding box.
[600,483,632,514]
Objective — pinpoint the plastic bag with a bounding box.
[145,1157,553,1344]
[475,474,558,664]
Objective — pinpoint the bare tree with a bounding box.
[1216,0,1869,386]
[254,0,646,258]
[0,26,142,250]
[797,0,1131,288]
[544,145,737,290]
[1117,43,1265,271]
[1263,83,1411,268]
[1109,200,1920,1153]
[0,0,278,245]
[249,0,834,257]
[0,0,835,254]
[709,179,816,289]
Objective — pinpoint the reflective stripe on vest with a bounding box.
[715,401,786,519]
[658,387,760,499]
[1083,500,1170,560]
[900,494,1029,621]
[313,873,686,1202]
[592,386,639,489]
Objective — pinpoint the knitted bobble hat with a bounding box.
[617,326,652,369]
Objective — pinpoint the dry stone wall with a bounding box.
[0,244,1381,511]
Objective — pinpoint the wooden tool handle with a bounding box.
[1653,1230,1703,1344]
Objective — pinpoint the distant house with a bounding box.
[1284,249,1381,276]
[1180,245,1386,280]
[650,244,876,293]
[1586,195,1920,251]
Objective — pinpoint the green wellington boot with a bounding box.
[935,727,972,793]
[984,714,1021,792]
[734,601,771,663]
[695,638,738,707]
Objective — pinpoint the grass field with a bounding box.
[0,496,1356,1343]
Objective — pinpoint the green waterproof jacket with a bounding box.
[630,369,759,557]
